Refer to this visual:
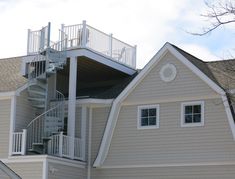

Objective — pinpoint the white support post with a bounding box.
[27,29,31,55]
[61,24,66,50]
[47,22,51,48]
[132,45,137,69]
[68,56,77,159]
[109,33,113,57]
[21,129,27,155]
[81,106,87,161]
[81,20,87,47]
[9,95,16,157]
[59,132,63,157]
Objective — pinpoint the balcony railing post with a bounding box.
[81,20,87,47]
[27,29,31,55]
[109,33,113,57]
[47,22,51,48]
[21,129,27,155]
[59,132,63,157]
[132,45,137,69]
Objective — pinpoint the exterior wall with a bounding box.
[90,107,110,176]
[0,99,11,158]
[6,162,43,179]
[92,165,235,179]
[15,90,35,131]
[91,107,111,163]
[124,51,218,105]
[48,162,85,179]
[90,50,235,178]
[104,98,235,166]
[102,51,234,166]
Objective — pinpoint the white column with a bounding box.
[81,20,87,47]
[21,129,27,155]
[109,33,113,57]
[68,56,77,159]
[81,106,87,161]
[9,95,16,156]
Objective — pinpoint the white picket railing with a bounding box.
[48,132,84,160]
[27,23,51,55]
[12,130,27,155]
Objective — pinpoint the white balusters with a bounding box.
[47,132,84,160]
[12,129,27,155]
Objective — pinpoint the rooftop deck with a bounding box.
[27,21,136,69]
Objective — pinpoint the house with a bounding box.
[0,20,235,179]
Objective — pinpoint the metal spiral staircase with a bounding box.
[26,23,67,154]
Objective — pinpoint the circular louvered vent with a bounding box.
[160,63,177,82]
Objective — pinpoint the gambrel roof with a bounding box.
[0,57,27,93]
[94,42,235,167]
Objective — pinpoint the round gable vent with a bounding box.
[160,63,177,82]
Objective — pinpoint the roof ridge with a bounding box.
[169,43,205,63]
[206,58,235,63]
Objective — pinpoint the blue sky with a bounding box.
[0,0,234,68]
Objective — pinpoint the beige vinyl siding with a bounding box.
[15,90,35,131]
[102,50,235,166]
[92,165,235,179]
[0,99,11,158]
[7,162,43,179]
[91,107,110,163]
[124,51,219,105]
[48,162,85,179]
[104,98,235,166]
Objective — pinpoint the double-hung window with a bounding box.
[181,101,204,127]
[138,105,159,129]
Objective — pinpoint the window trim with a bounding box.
[137,104,160,129]
[181,101,204,127]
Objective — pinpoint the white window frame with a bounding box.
[181,101,205,127]
[137,104,160,129]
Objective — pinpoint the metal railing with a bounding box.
[48,132,84,160]
[26,91,65,150]
[12,130,27,155]
[28,55,47,80]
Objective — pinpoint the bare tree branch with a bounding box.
[191,0,235,35]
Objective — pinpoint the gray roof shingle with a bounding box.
[0,57,27,93]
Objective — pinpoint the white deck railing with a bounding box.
[12,130,27,155]
[27,21,136,68]
[48,132,84,160]
[62,21,136,68]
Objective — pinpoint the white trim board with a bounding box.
[67,48,136,75]
[93,42,234,167]
[100,161,235,169]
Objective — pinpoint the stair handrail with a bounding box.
[26,90,65,150]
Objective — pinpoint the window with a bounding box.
[138,105,159,129]
[181,101,204,127]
